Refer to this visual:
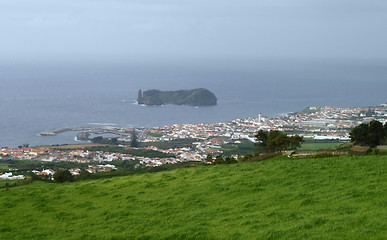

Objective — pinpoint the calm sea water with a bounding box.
[1,59,386,147]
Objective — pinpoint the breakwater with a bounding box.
[40,126,129,137]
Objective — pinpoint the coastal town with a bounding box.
[1,104,387,180]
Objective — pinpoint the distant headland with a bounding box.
[137,88,217,106]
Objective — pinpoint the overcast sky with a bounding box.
[1,0,387,63]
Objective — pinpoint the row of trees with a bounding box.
[255,130,304,152]
[206,154,238,164]
[350,120,387,147]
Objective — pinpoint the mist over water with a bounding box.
[1,59,386,147]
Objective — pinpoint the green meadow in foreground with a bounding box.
[1,155,386,239]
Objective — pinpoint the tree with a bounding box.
[265,130,290,152]
[255,130,303,153]
[255,130,268,149]
[53,170,74,183]
[213,155,237,164]
[350,120,386,147]
[289,135,304,150]
[77,169,92,180]
[349,123,369,146]
[130,131,139,148]
[368,120,384,147]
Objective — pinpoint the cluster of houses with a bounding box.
[0,172,25,180]
[0,147,50,160]
[29,164,118,178]
[0,146,177,165]
[144,106,387,144]
[134,105,387,161]
[0,164,119,181]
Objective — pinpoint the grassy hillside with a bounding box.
[1,155,386,239]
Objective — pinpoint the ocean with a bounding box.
[1,59,386,147]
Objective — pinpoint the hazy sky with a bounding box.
[1,0,387,63]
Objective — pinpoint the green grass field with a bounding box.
[83,146,174,158]
[139,138,197,150]
[0,180,19,188]
[221,140,255,156]
[1,155,386,239]
[0,162,10,171]
[299,142,342,150]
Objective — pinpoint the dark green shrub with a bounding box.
[53,170,74,183]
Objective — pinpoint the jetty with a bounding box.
[40,126,128,137]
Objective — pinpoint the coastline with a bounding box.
[30,104,387,148]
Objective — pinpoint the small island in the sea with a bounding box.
[137,88,217,106]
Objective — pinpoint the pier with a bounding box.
[40,126,129,137]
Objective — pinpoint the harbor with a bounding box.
[40,126,131,138]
